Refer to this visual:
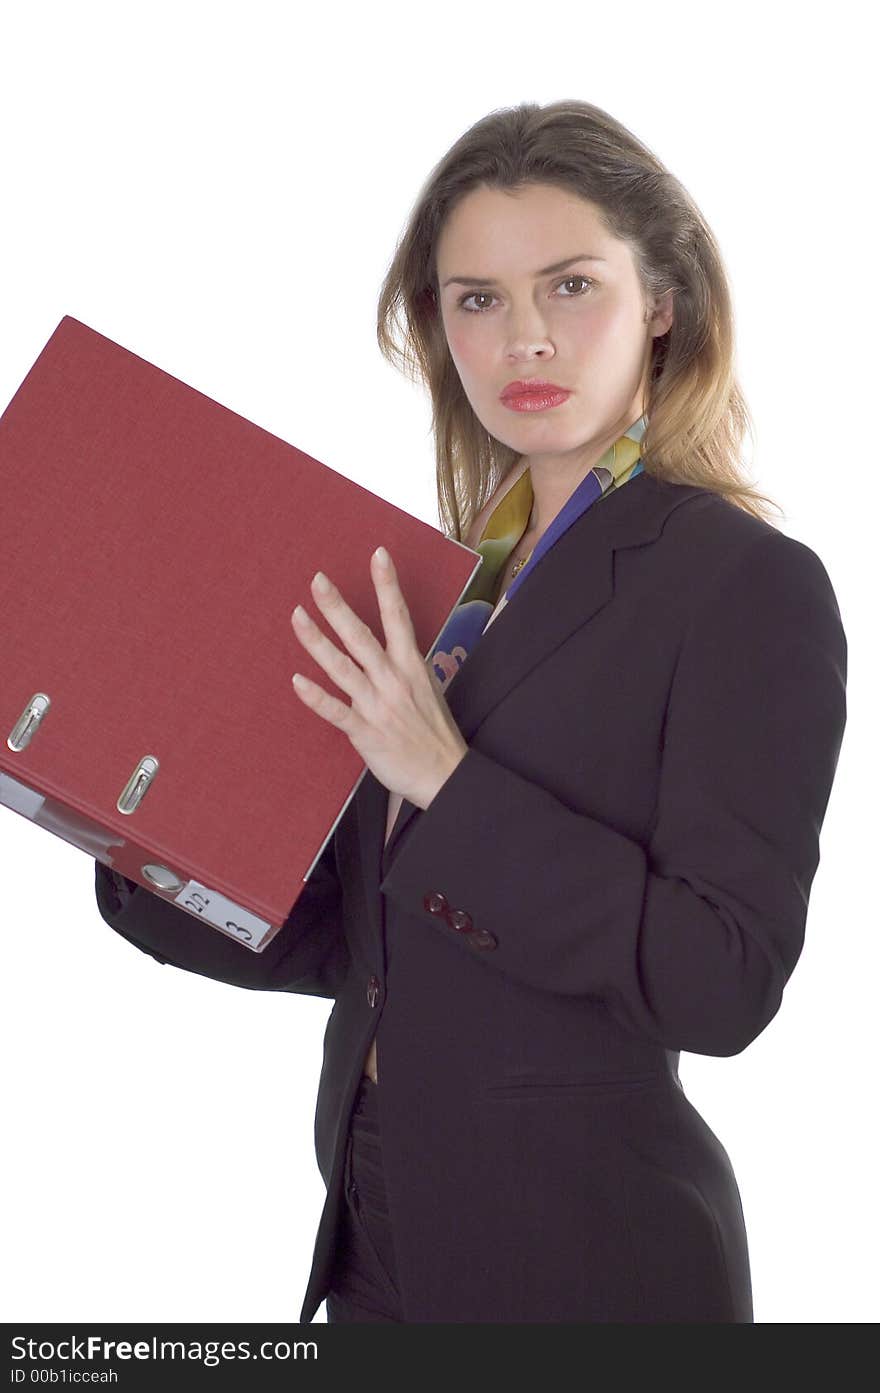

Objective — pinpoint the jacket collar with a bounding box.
[353,470,713,884]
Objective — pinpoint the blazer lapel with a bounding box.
[354,472,710,890]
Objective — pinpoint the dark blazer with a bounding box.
[94,471,847,1323]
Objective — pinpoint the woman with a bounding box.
[95,100,848,1323]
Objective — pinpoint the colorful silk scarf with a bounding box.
[427,413,647,694]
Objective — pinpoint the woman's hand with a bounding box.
[290,546,469,811]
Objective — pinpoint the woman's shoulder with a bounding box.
[659,480,815,570]
[659,483,843,635]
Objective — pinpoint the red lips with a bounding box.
[500,377,567,399]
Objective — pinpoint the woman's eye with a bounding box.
[457,275,594,314]
[558,275,594,296]
[458,291,496,313]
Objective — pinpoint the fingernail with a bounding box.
[374,546,389,565]
[313,571,331,593]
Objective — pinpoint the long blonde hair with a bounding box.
[376,99,781,543]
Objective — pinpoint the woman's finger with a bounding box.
[308,570,389,684]
[290,669,361,734]
[291,600,371,704]
[371,547,419,665]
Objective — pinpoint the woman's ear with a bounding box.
[648,288,674,338]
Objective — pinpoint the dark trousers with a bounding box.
[326,1075,404,1323]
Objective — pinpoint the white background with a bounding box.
[1,0,874,1325]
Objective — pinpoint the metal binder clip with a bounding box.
[7,693,51,752]
[117,756,160,815]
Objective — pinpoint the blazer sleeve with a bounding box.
[378,529,848,1056]
[94,833,351,999]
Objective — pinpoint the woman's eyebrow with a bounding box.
[441,254,607,288]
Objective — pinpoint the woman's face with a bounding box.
[435,182,672,476]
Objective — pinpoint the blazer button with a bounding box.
[366,974,380,1008]
[470,929,497,950]
[448,908,473,933]
[423,891,449,916]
